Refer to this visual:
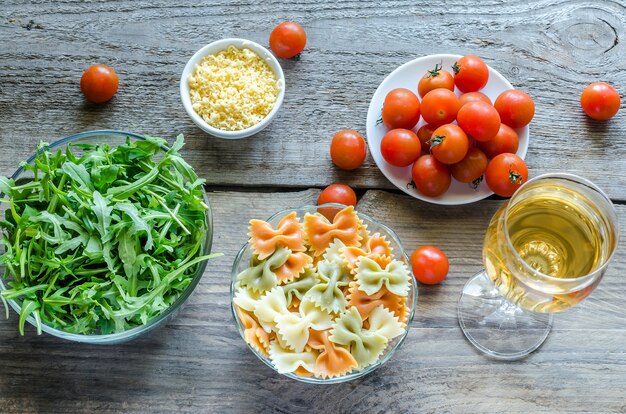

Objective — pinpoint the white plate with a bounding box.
[366,54,529,205]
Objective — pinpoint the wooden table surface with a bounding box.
[1,1,625,413]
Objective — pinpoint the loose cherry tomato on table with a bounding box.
[269,22,306,59]
[411,155,451,197]
[478,124,519,159]
[330,130,367,170]
[411,245,449,285]
[420,89,460,127]
[580,82,621,121]
[494,89,535,128]
[80,64,119,103]
[452,55,489,93]
[416,124,436,152]
[429,124,469,165]
[380,129,421,167]
[418,63,455,98]
[485,153,528,197]
[459,91,492,107]
[456,101,501,142]
[317,183,357,220]
[381,88,421,130]
[450,147,488,183]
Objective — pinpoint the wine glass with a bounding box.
[458,173,619,359]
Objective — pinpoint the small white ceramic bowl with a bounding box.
[180,38,285,139]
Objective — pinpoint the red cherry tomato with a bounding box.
[450,148,488,183]
[456,101,501,142]
[269,22,306,59]
[485,153,528,197]
[494,90,535,128]
[318,184,357,206]
[317,184,357,221]
[411,246,449,285]
[580,82,621,121]
[452,55,489,93]
[380,129,421,167]
[330,130,367,170]
[418,64,455,98]
[416,124,436,152]
[420,89,460,127]
[382,88,421,130]
[411,155,451,197]
[80,64,119,103]
[429,124,469,165]
[478,124,519,159]
[459,91,492,107]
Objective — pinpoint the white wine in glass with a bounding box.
[458,173,619,359]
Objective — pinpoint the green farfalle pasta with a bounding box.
[304,260,351,313]
[282,267,319,306]
[237,247,291,293]
[355,256,410,296]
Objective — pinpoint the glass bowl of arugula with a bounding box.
[0,130,219,344]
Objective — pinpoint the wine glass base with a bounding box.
[458,270,553,360]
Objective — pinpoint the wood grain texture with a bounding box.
[0,0,625,199]
[0,189,624,414]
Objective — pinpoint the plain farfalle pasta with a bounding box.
[233,206,412,379]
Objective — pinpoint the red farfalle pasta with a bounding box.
[274,252,313,284]
[307,329,358,378]
[249,212,306,260]
[303,206,362,256]
[236,306,270,356]
[346,281,406,322]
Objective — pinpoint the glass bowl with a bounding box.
[230,203,418,383]
[0,130,213,344]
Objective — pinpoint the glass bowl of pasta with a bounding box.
[230,203,418,383]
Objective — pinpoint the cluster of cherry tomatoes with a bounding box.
[379,55,534,197]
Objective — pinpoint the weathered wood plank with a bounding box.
[0,0,625,199]
[0,189,624,413]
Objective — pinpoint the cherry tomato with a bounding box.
[411,246,449,285]
[485,153,528,197]
[382,88,421,130]
[330,130,367,170]
[416,124,436,152]
[317,183,357,221]
[80,64,119,103]
[380,129,421,167]
[269,22,306,59]
[452,55,489,93]
[456,101,501,142]
[450,148,488,183]
[418,64,455,98]
[459,91,492,107]
[420,89,460,127]
[494,90,535,128]
[411,155,451,197]
[478,124,519,159]
[580,82,621,121]
[318,184,357,206]
[429,124,469,165]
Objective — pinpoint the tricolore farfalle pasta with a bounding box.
[233,206,412,379]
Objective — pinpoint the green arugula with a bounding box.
[0,135,220,335]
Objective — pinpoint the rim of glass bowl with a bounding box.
[502,172,619,288]
[230,203,418,384]
[0,130,213,344]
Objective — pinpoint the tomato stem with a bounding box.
[426,62,443,79]
[407,181,416,190]
[470,175,484,190]
[427,135,445,150]
[508,164,524,184]
[452,61,460,75]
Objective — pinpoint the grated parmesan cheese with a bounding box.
[188,46,279,131]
